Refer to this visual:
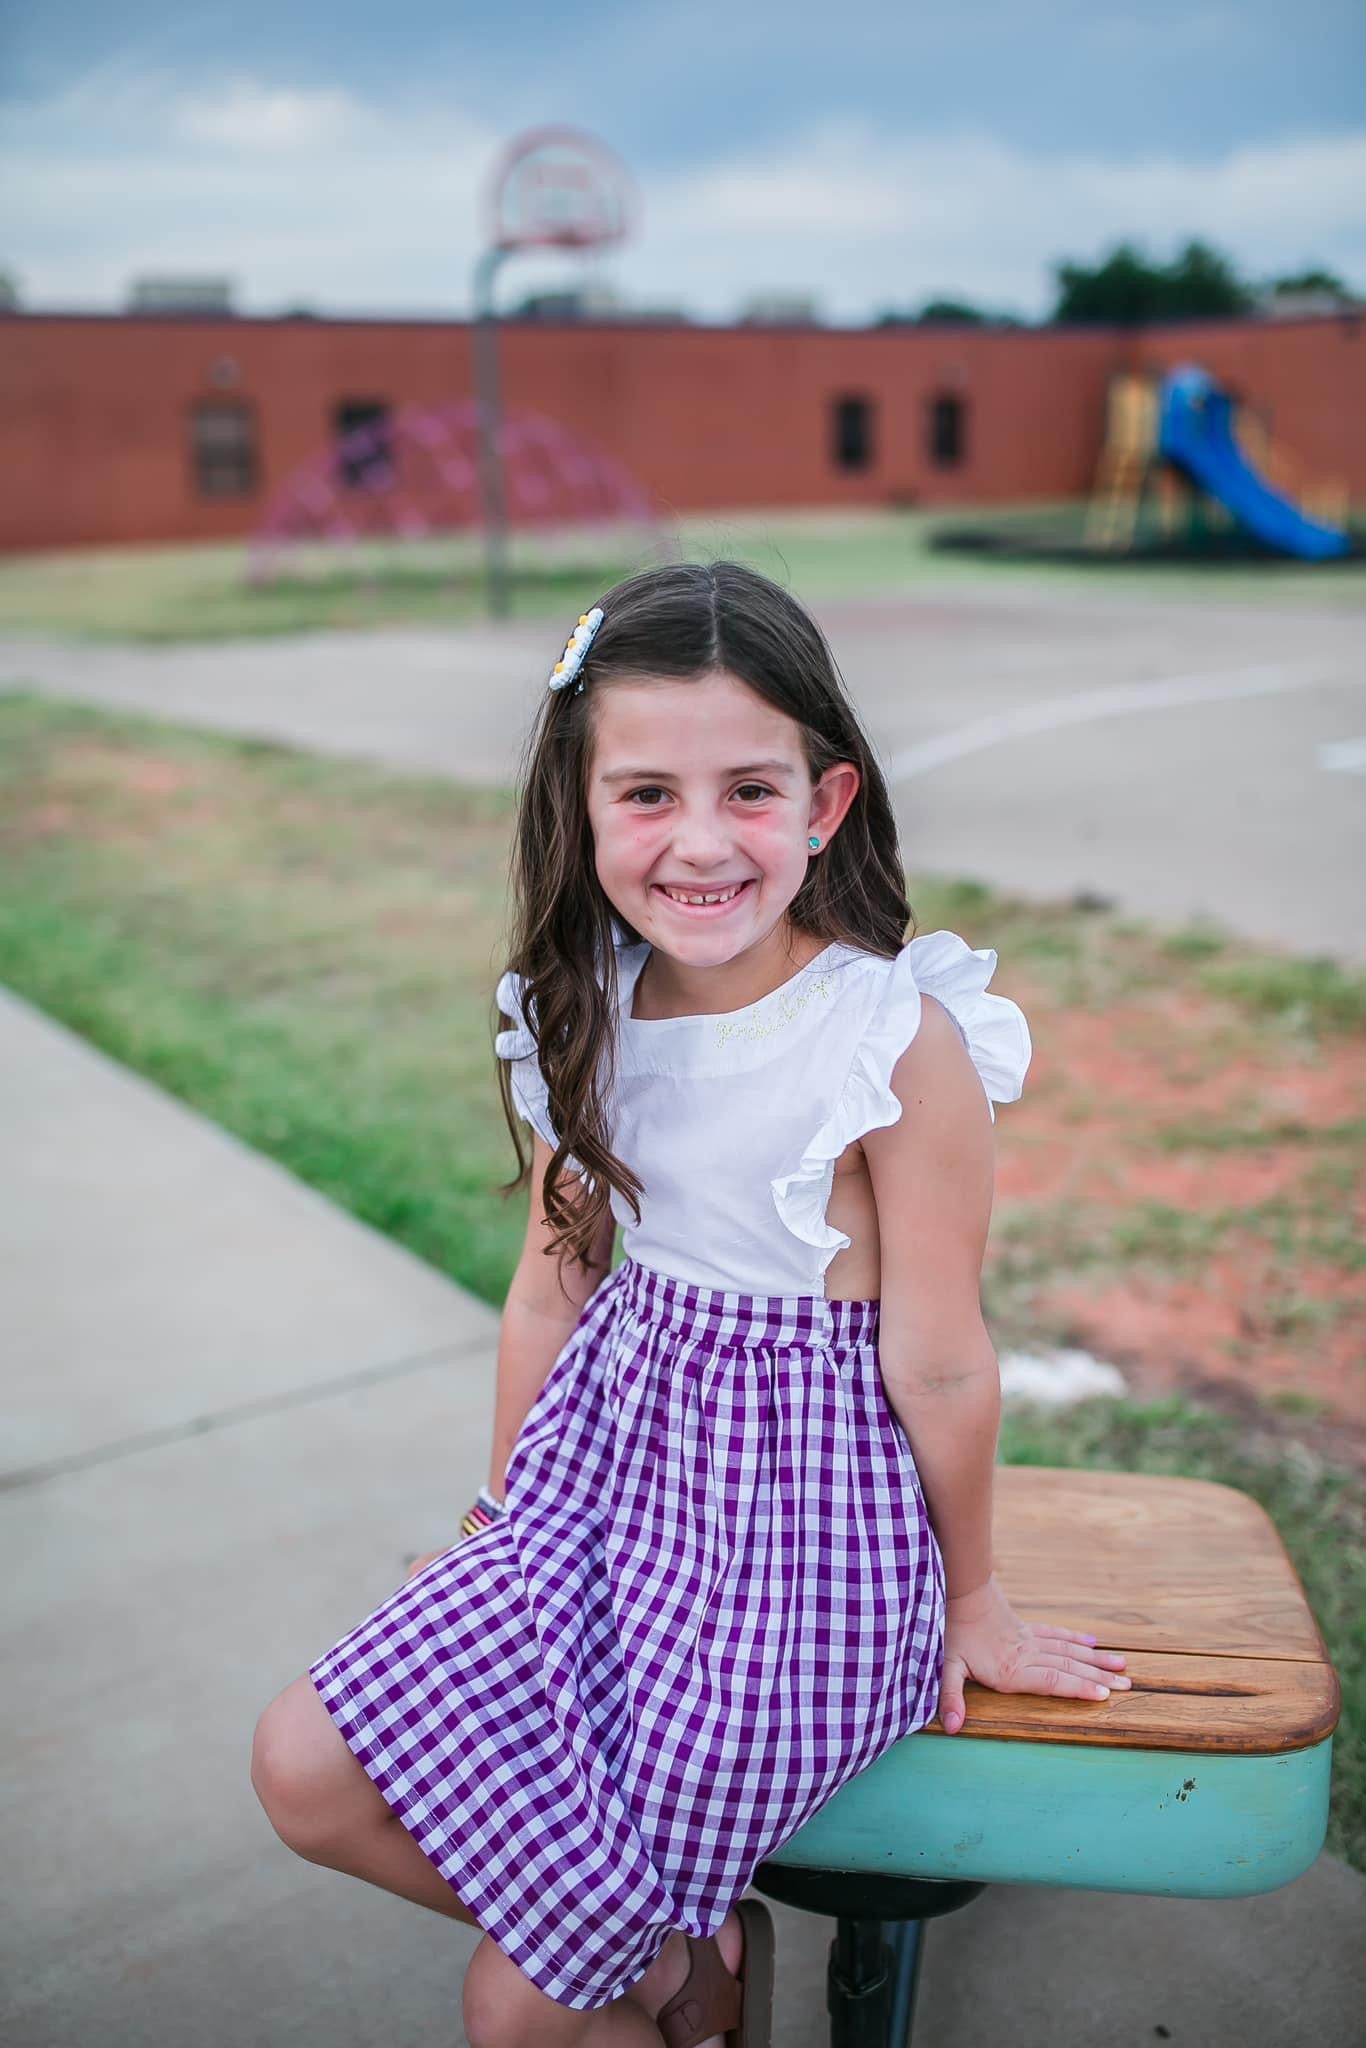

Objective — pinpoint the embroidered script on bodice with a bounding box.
[713,971,839,1048]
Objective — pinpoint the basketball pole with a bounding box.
[473,243,511,620]
[475,127,635,621]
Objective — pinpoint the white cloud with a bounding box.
[0,70,1361,319]
[173,80,377,152]
[631,122,1366,318]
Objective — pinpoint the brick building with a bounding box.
[0,307,1360,553]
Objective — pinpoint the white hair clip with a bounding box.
[548,607,604,693]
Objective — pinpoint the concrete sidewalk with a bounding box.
[3,987,1363,2045]
[0,622,549,786]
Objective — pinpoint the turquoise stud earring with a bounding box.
[808,835,821,851]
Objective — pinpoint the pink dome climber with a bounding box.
[247,400,664,586]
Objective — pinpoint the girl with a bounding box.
[252,561,1129,2048]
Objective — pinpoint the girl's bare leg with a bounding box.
[463,1935,664,2044]
[252,1674,744,2046]
[463,1913,746,2048]
[251,1672,481,1923]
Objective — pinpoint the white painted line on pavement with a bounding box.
[1320,738,1366,775]
[887,664,1361,782]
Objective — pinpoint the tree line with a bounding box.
[879,243,1358,329]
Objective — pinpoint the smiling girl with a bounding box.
[252,561,1128,2048]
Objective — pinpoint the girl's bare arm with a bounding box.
[488,1132,616,1496]
[862,997,1130,1726]
[860,995,1000,1600]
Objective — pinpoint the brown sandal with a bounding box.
[656,1897,775,2048]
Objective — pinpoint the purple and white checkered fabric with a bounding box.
[310,1255,946,2011]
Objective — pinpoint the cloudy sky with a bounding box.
[2,1,1363,322]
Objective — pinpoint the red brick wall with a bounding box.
[0,309,1360,552]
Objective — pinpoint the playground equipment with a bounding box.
[1086,366,1350,559]
[247,400,661,587]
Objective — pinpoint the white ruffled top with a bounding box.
[495,928,1032,1297]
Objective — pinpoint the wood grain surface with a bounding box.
[925,1466,1341,1754]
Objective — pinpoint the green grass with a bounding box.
[1199,953,1366,1035]
[3,502,1365,641]
[0,693,524,1299]
[0,534,652,643]
[0,691,1360,1869]
[1151,1116,1366,1152]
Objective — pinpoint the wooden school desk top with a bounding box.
[967,1465,1340,1754]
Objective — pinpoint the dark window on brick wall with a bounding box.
[832,394,874,471]
[189,399,257,497]
[334,398,394,489]
[928,393,967,468]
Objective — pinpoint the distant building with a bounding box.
[1259,284,1361,320]
[127,276,236,316]
[511,283,623,321]
[0,306,1361,551]
[626,305,692,324]
[510,285,690,324]
[737,292,822,325]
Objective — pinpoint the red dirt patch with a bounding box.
[991,971,1366,1459]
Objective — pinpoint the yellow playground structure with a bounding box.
[1085,369,1349,560]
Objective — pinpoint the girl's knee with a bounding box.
[250,1680,312,1851]
[250,1673,364,1862]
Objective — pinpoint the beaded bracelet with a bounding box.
[459,1484,507,1540]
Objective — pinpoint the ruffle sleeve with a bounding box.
[496,928,639,1180]
[494,968,587,1177]
[770,929,1032,1258]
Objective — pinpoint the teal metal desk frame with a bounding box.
[752,1729,1335,2045]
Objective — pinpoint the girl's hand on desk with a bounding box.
[938,1573,1131,1734]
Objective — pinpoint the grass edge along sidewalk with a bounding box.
[0,688,1360,1872]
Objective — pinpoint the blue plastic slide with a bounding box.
[1158,366,1349,560]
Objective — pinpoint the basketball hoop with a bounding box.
[487,126,634,254]
[473,127,637,617]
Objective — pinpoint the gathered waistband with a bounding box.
[609,1256,881,1351]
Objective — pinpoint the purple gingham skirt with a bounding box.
[309,1255,945,2011]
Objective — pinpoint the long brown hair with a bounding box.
[496,559,913,1273]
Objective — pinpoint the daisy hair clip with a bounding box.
[548,606,604,694]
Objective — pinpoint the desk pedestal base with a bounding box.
[751,1863,987,2046]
